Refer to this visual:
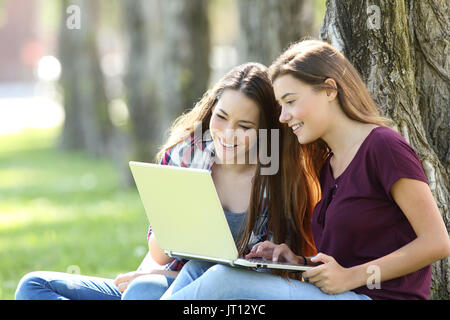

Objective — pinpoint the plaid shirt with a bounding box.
[147,131,270,271]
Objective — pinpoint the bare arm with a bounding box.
[345,178,450,289]
[113,233,177,293]
[305,178,450,294]
[114,269,179,293]
[148,233,175,266]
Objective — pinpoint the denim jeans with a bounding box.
[161,260,372,300]
[15,271,175,300]
[163,260,215,297]
[122,273,175,300]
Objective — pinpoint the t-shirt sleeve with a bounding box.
[371,128,429,200]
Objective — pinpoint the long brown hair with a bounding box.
[156,63,318,270]
[269,40,391,177]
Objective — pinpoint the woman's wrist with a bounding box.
[299,255,307,265]
[348,263,379,290]
[292,254,308,265]
[305,256,321,267]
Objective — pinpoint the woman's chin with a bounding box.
[295,133,312,145]
[215,151,235,164]
[216,152,248,165]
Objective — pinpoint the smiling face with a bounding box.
[273,74,332,145]
[209,89,260,164]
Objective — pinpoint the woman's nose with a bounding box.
[279,107,291,123]
[223,127,236,142]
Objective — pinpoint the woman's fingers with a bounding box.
[117,281,129,293]
[246,242,299,263]
[302,263,325,279]
[114,271,142,290]
[310,253,334,264]
[113,273,125,287]
[114,274,130,292]
[245,241,275,259]
[272,243,296,263]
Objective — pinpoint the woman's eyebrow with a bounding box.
[218,108,256,125]
[239,119,256,125]
[281,92,297,100]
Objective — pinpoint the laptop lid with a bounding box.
[129,161,239,262]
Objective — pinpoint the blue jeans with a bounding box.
[161,261,371,300]
[15,271,175,300]
[163,260,215,297]
[123,273,175,300]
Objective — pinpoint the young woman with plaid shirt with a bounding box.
[15,62,318,300]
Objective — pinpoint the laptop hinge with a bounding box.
[167,250,235,266]
[165,250,174,258]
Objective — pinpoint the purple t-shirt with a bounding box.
[311,126,431,300]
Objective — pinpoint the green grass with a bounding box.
[0,127,149,299]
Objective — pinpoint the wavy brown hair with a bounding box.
[156,63,318,274]
[269,40,391,180]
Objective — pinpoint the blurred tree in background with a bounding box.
[237,0,315,65]
[56,0,323,186]
[121,0,210,164]
[57,0,212,185]
[58,0,115,157]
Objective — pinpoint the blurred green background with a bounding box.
[0,127,148,299]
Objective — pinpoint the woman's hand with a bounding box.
[114,269,179,293]
[245,241,303,265]
[302,253,354,294]
[114,271,146,293]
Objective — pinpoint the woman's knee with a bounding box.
[184,260,215,271]
[201,264,246,288]
[122,274,173,300]
[15,271,48,300]
[185,265,247,299]
[182,260,215,277]
[208,264,243,278]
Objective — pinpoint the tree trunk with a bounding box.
[121,0,159,165]
[58,0,114,157]
[158,0,210,118]
[320,0,449,300]
[121,0,210,163]
[237,0,315,65]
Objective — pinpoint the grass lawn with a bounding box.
[0,127,149,299]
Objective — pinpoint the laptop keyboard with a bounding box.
[244,258,301,266]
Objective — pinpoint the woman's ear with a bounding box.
[324,78,338,101]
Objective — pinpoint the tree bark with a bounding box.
[158,0,210,118]
[121,0,210,164]
[121,0,159,164]
[320,0,449,300]
[58,0,114,157]
[237,0,315,65]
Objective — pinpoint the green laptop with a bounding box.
[129,161,311,272]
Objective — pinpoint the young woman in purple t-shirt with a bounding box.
[162,40,449,300]
[267,40,450,300]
